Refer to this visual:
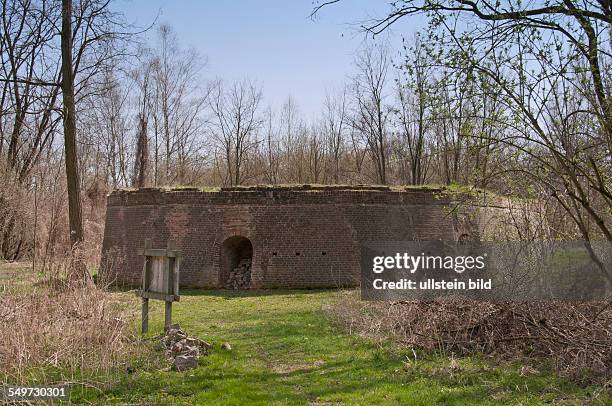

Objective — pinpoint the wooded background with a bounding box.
[0,0,609,272]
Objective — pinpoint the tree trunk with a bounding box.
[133,114,149,187]
[61,0,88,282]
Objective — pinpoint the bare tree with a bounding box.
[262,107,281,184]
[279,96,306,183]
[432,72,475,185]
[0,0,136,263]
[307,123,324,183]
[0,0,62,183]
[61,0,83,249]
[148,25,207,185]
[322,88,347,183]
[351,43,392,184]
[315,0,611,278]
[80,70,132,187]
[61,0,93,282]
[210,79,263,186]
[129,52,154,188]
[394,34,432,185]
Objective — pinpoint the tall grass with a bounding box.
[0,261,147,385]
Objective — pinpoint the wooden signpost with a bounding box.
[138,239,181,333]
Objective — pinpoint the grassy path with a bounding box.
[73,290,603,405]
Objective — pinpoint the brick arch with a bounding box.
[211,229,258,289]
[217,235,253,288]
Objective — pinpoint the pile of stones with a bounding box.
[161,324,212,371]
[224,258,252,289]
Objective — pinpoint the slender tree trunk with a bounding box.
[61,0,88,281]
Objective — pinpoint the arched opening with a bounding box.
[220,236,253,289]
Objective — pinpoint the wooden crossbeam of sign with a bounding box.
[137,290,180,302]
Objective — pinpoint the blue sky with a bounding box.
[115,0,422,118]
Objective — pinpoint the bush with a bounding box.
[325,291,612,382]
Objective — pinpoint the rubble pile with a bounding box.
[224,258,252,289]
[160,324,212,371]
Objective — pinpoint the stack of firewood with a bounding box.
[224,258,251,289]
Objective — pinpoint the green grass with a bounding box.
[1,263,608,405]
[66,289,605,405]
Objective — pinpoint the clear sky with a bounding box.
[115,0,422,118]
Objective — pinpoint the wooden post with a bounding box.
[164,240,176,330]
[164,301,172,330]
[142,297,149,333]
[141,239,152,334]
[163,252,172,331]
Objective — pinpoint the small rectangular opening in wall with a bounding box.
[295,252,300,256]
[272,252,277,256]
[321,251,326,256]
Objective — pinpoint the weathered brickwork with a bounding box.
[100,185,474,288]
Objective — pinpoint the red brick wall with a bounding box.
[100,186,467,288]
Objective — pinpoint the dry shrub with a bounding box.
[0,261,146,384]
[0,172,34,261]
[0,164,108,269]
[325,291,612,382]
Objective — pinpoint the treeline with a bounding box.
[0,0,609,266]
[77,31,514,190]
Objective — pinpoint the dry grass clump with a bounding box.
[0,262,145,384]
[325,291,612,382]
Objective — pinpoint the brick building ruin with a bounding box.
[100,185,493,289]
